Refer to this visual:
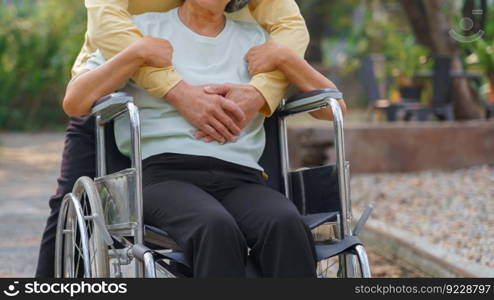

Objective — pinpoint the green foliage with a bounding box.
[327,1,431,80]
[468,39,494,74]
[0,0,86,130]
[463,0,494,77]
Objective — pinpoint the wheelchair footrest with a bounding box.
[315,236,362,261]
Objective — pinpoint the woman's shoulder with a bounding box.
[229,19,268,44]
[131,10,175,27]
[131,9,178,37]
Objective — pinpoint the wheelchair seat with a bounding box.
[143,210,350,271]
[145,225,362,272]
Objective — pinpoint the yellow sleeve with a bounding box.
[248,0,309,116]
[83,0,182,97]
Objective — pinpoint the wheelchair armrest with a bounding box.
[91,92,134,124]
[281,88,343,116]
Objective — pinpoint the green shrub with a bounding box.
[0,0,86,130]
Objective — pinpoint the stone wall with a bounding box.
[287,121,494,174]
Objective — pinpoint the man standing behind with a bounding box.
[36,0,309,277]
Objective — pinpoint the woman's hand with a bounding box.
[166,81,246,144]
[194,83,266,143]
[132,36,174,69]
[245,41,288,76]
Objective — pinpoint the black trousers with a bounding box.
[36,116,96,277]
[143,154,317,277]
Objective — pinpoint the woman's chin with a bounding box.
[187,0,229,14]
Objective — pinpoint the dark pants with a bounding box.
[35,116,96,277]
[143,154,317,277]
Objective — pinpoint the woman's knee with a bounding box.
[269,208,304,230]
[198,211,244,241]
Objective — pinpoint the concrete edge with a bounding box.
[358,220,493,278]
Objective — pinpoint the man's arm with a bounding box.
[276,48,347,120]
[63,37,173,117]
[246,42,347,120]
[248,0,310,116]
[85,0,182,97]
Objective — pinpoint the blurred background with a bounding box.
[0,0,492,277]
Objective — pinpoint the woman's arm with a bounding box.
[63,37,173,117]
[246,42,347,120]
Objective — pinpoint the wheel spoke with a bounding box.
[60,178,109,278]
[74,235,83,277]
[317,258,338,278]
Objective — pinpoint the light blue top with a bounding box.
[86,8,268,170]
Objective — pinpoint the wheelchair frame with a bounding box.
[54,89,372,278]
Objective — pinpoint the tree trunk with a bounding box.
[489,72,494,103]
[400,0,483,120]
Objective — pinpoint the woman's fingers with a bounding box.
[204,84,230,96]
[195,131,215,143]
[195,130,207,139]
[201,124,225,144]
[209,117,235,142]
[220,98,246,124]
[213,108,241,137]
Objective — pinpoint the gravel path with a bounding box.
[0,132,428,277]
[351,166,494,272]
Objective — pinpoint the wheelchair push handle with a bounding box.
[281,88,343,116]
[286,88,343,103]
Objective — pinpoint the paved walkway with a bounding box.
[0,133,64,277]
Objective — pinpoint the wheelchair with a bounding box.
[54,88,373,278]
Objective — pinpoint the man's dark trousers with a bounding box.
[35,116,96,277]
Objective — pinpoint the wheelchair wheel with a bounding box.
[316,257,339,278]
[55,177,110,278]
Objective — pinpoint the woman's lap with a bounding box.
[143,179,303,240]
[143,178,317,277]
[141,153,317,276]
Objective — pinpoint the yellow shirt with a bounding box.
[75,0,309,116]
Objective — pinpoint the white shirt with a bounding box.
[86,8,268,170]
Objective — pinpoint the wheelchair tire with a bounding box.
[54,177,110,278]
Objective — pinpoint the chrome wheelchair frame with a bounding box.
[54,89,373,278]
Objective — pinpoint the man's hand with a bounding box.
[131,36,174,68]
[245,41,287,76]
[196,83,266,143]
[166,81,246,144]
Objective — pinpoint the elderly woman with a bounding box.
[63,0,345,278]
